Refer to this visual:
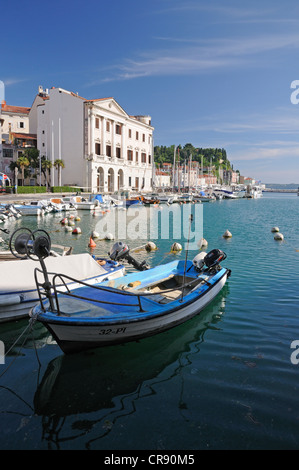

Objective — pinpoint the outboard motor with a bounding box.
[192,249,227,273]
[109,241,149,271]
[204,249,226,269]
[109,241,130,261]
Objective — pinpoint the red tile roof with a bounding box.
[1,101,30,115]
[12,132,37,139]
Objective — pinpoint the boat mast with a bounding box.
[172,145,176,190]
[177,147,180,193]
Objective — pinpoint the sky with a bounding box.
[1,0,299,184]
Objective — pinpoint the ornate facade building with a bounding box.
[36,87,154,192]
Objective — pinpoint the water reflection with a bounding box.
[33,291,228,449]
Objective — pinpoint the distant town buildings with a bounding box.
[0,100,36,184]
[0,85,261,191]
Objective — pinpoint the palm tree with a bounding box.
[54,159,65,187]
[42,159,53,190]
[16,155,30,186]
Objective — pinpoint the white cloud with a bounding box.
[93,32,299,83]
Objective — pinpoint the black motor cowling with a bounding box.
[204,249,227,268]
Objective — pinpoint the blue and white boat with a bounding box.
[31,245,231,354]
[125,197,142,207]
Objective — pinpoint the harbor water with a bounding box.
[0,193,299,450]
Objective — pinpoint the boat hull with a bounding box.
[34,268,229,354]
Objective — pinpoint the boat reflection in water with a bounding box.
[33,291,228,449]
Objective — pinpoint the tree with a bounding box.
[54,159,65,187]
[23,148,41,182]
[16,155,30,186]
[42,159,53,190]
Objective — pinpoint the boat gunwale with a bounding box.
[33,268,229,327]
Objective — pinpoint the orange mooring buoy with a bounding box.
[89,237,96,248]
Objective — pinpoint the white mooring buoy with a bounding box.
[223,230,232,238]
[171,242,182,252]
[197,238,208,249]
[274,232,284,241]
[145,241,157,252]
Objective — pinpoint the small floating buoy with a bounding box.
[223,230,232,238]
[145,241,157,252]
[274,232,284,241]
[65,226,72,232]
[271,227,280,233]
[104,233,114,240]
[75,216,81,221]
[171,242,182,252]
[197,238,208,249]
[89,237,96,248]
[91,231,99,239]
[69,214,75,220]
[60,217,68,225]
[72,227,82,234]
[68,220,75,226]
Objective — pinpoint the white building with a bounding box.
[0,100,32,179]
[36,86,154,192]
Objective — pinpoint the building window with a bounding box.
[116,124,121,135]
[136,131,139,140]
[106,121,110,132]
[141,152,146,163]
[95,118,100,129]
[95,143,101,155]
[136,151,139,162]
[116,147,121,158]
[142,134,145,142]
[3,149,13,158]
[128,129,132,138]
[148,154,151,164]
[106,145,111,157]
[127,150,133,161]
[135,177,139,189]
[19,122,25,128]
[129,176,132,186]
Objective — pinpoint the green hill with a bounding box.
[154,143,232,171]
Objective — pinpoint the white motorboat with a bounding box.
[62,195,99,211]
[50,197,76,211]
[13,202,45,216]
